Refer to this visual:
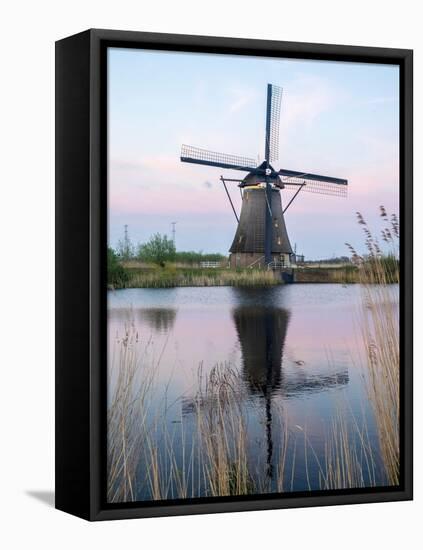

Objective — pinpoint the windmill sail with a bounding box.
[283,178,348,198]
[181,144,257,172]
[265,84,283,163]
[278,168,347,186]
[280,169,348,198]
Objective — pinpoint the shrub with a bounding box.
[108,247,129,287]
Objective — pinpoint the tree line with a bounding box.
[112,230,227,267]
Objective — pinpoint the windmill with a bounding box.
[181,84,348,269]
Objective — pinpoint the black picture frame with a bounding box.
[55,28,413,521]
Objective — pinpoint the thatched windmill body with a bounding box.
[181,84,348,268]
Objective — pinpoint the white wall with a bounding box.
[0,1,420,549]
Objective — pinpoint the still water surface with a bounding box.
[108,284,391,499]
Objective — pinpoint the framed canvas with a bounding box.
[55,29,413,521]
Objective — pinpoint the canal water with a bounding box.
[107,284,396,501]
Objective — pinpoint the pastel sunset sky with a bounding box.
[108,47,399,259]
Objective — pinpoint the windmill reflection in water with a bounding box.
[182,297,349,483]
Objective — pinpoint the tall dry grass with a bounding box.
[126,267,280,289]
[321,405,376,489]
[193,365,253,496]
[346,207,400,485]
[107,324,156,503]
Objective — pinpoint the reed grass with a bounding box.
[295,264,359,284]
[193,365,257,496]
[114,264,362,289]
[107,324,156,502]
[321,405,376,489]
[346,207,400,485]
[123,266,280,288]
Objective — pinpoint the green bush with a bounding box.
[137,234,176,266]
[174,251,227,265]
[108,247,129,287]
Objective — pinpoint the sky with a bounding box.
[108,47,399,259]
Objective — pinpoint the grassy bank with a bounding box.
[108,262,399,289]
[112,265,280,289]
[109,263,360,289]
[295,265,359,284]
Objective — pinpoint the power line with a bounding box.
[171,221,177,247]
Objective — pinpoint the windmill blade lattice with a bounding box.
[283,177,347,198]
[265,84,283,163]
[181,144,257,172]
